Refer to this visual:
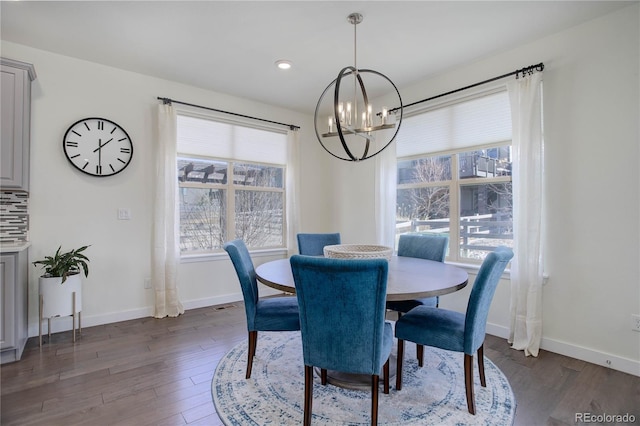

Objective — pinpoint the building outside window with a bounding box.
[395,89,513,262]
[176,113,287,254]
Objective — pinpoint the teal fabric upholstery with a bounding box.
[386,233,449,313]
[223,239,300,378]
[296,232,341,256]
[394,246,514,414]
[290,255,392,425]
[291,255,392,374]
[397,233,448,261]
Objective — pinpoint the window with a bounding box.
[395,90,513,262]
[176,114,287,254]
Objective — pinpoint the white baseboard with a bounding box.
[29,303,638,378]
[28,305,154,337]
[181,293,243,310]
[485,323,640,377]
[28,292,244,338]
[27,287,286,338]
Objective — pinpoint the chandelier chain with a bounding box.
[353,15,358,120]
[353,16,357,71]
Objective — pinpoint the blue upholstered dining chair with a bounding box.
[394,246,514,415]
[223,239,300,379]
[386,233,449,366]
[296,232,341,256]
[290,255,392,426]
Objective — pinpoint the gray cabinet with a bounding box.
[1,58,36,191]
[1,248,29,364]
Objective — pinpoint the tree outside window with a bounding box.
[178,157,285,254]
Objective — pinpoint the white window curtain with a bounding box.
[153,103,185,318]
[375,139,397,248]
[286,129,301,256]
[507,72,544,356]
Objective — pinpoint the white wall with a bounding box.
[2,3,638,376]
[0,41,334,336]
[332,4,640,375]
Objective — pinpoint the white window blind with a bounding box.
[396,90,512,157]
[177,114,287,165]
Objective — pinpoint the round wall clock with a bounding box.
[62,117,133,177]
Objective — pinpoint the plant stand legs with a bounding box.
[71,292,82,341]
[74,295,81,341]
[39,295,43,348]
[38,291,81,346]
[72,291,76,343]
[37,296,55,347]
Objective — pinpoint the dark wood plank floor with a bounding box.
[1,303,638,425]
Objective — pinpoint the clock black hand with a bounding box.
[93,138,113,153]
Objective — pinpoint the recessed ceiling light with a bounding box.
[275,60,292,70]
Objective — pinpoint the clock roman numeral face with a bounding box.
[62,118,133,177]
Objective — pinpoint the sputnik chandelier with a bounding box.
[314,12,403,162]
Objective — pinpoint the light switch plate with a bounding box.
[117,208,131,220]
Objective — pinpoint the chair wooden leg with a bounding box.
[396,339,404,390]
[304,365,313,426]
[383,359,390,394]
[321,368,327,385]
[477,344,486,387]
[246,331,257,379]
[464,353,476,415]
[371,374,379,426]
[417,344,424,367]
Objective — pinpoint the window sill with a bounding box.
[446,261,511,280]
[447,261,549,285]
[180,247,288,264]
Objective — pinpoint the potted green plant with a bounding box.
[33,246,90,344]
[33,245,90,283]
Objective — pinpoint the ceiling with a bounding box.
[1,1,633,114]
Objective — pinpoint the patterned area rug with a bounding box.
[212,331,515,425]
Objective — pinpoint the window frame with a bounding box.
[395,83,513,264]
[176,110,288,258]
[397,142,513,264]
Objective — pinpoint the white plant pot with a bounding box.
[39,274,82,318]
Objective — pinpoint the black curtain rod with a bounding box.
[157,97,300,130]
[390,62,544,114]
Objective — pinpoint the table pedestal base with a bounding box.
[314,356,397,391]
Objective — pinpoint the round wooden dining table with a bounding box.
[255,255,469,390]
[255,256,469,301]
